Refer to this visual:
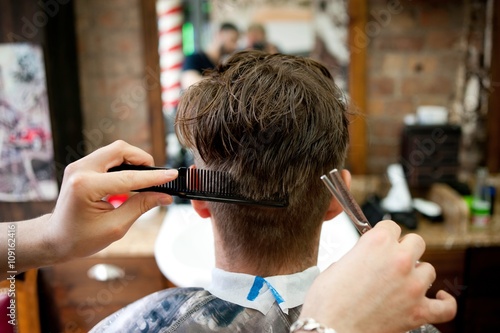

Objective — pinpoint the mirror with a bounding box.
[211,0,349,92]
[151,0,367,173]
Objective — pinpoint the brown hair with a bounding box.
[176,50,349,273]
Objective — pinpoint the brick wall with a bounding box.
[74,0,152,154]
[366,0,467,174]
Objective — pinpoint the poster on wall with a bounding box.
[0,43,58,202]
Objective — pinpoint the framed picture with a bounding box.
[0,43,58,202]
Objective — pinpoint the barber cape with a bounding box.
[90,267,441,333]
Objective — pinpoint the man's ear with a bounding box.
[323,169,352,221]
[187,163,212,219]
[191,200,212,218]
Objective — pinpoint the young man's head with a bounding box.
[246,23,267,49]
[215,22,239,58]
[176,51,349,274]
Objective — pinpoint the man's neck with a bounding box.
[212,222,320,277]
[215,258,318,277]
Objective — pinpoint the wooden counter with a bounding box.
[92,207,500,256]
[407,216,500,249]
[90,175,500,257]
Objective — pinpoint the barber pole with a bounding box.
[156,0,183,116]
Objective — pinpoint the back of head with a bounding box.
[176,51,349,272]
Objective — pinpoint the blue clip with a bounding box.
[247,276,284,304]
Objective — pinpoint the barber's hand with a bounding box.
[300,220,457,333]
[46,140,177,262]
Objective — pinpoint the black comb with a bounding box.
[108,164,288,207]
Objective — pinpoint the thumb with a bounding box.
[425,290,457,324]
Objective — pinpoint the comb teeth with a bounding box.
[155,168,237,195]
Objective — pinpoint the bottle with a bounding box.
[471,167,492,228]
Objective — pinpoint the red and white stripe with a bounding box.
[156,0,183,115]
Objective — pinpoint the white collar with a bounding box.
[206,266,319,315]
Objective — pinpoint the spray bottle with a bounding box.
[471,167,492,228]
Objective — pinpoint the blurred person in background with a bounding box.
[246,22,280,54]
[181,22,239,89]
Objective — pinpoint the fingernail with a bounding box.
[165,169,178,178]
[158,195,173,206]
